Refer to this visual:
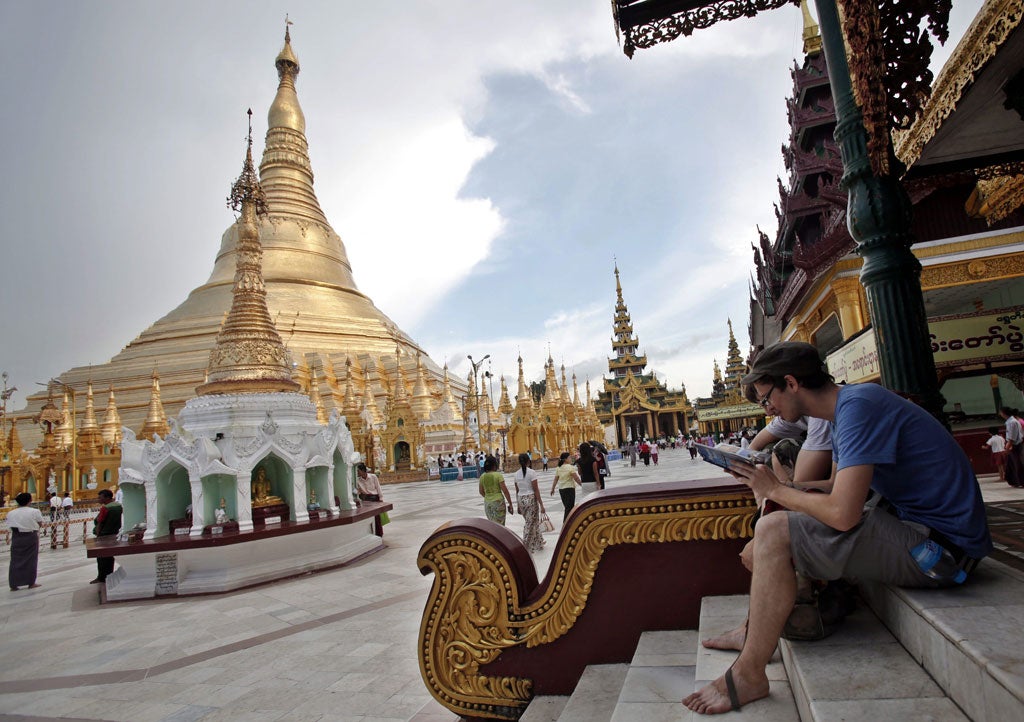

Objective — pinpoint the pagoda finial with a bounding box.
[197,114,300,396]
[800,0,822,55]
[268,19,304,134]
[140,370,170,440]
[102,385,122,446]
[615,263,622,297]
[227,109,268,216]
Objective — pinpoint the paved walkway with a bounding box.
[0,451,1019,721]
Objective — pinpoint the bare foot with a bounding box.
[702,621,746,651]
[683,665,769,714]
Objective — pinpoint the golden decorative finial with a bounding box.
[140,370,170,440]
[197,112,300,396]
[800,0,822,55]
[227,109,267,216]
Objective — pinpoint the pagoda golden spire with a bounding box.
[78,380,103,449]
[498,376,513,416]
[361,368,382,426]
[56,390,73,448]
[80,381,99,433]
[801,0,822,55]
[309,366,328,424]
[197,110,301,396]
[516,356,534,408]
[342,357,362,422]
[392,344,410,403]
[440,365,463,421]
[140,371,170,440]
[8,419,22,456]
[411,353,433,420]
[572,373,581,407]
[101,385,122,446]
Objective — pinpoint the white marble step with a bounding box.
[520,695,569,722]
[610,629,699,721]
[524,565,1017,722]
[557,664,630,722]
[859,556,1024,721]
[780,604,968,721]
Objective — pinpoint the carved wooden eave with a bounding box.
[613,0,799,58]
[791,52,829,100]
[789,95,837,132]
[896,0,1024,173]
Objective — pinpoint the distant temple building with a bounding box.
[594,266,693,444]
[691,320,765,436]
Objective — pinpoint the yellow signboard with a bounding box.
[827,328,880,384]
[695,402,765,422]
[827,308,1023,382]
[928,308,1024,367]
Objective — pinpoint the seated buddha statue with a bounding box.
[251,467,285,508]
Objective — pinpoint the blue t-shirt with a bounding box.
[832,383,992,559]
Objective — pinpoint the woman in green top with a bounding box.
[549,452,582,522]
[478,455,514,525]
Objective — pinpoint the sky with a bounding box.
[0,0,983,410]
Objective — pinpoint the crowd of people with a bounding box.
[474,440,614,554]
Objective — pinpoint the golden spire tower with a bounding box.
[101,386,122,446]
[197,111,301,396]
[139,371,170,440]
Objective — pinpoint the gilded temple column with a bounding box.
[832,276,866,338]
[236,472,254,533]
[292,467,309,523]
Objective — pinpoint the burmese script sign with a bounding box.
[827,329,879,384]
[929,308,1024,367]
[828,308,1023,382]
[695,402,765,422]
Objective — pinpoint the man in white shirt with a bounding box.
[983,427,1007,483]
[48,493,60,521]
[356,463,386,536]
[61,492,74,519]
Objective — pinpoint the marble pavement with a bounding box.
[0,449,1019,721]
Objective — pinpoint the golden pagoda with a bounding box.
[15,25,458,452]
[691,320,765,436]
[594,265,693,444]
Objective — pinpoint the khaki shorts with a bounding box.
[788,504,946,588]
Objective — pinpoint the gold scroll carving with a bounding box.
[417,490,756,719]
[921,254,1024,289]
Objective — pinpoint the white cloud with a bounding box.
[334,117,504,323]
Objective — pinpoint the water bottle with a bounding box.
[910,539,966,584]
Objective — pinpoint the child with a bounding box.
[983,426,1007,483]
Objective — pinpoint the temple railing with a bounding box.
[416,478,756,720]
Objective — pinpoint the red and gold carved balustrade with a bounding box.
[417,479,756,720]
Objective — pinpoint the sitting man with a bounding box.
[684,341,992,715]
[703,406,837,652]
